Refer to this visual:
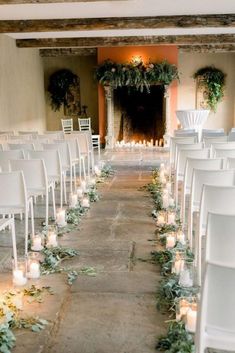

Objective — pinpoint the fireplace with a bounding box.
[104,85,171,149]
[113,86,165,144]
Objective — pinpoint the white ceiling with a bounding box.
[0,0,234,42]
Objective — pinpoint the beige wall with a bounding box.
[43,56,98,133]
[0,35,46,132]
[178,52,235,133]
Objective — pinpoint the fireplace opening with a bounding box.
[114,85,165,144]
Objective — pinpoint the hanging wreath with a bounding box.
[95,59,179,93]
[48,69,79,111]
[194,66,226,112]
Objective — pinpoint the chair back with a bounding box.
[184,158,223,196]
[42,142,71,169]
[170,136,197,166]
[175,142,204,169]
[10,134,32,141]
[199,184,235,236]
[228,131,235,141]
[28,150,62,178]
[78,117,91,131]
[206,213,235,267]
[174,130,198,140]
[202,129,225,140]
[203,135,228,148]
[176,148,210,180]
[18,131,39,138]
[10,159,47,191]
[0,150,25,171]
[44,131,65,139]
[227,157,235,169]
[0,171,27,209]
[61,118,73,134]
[214,148,235,159]
[8,143,35,152]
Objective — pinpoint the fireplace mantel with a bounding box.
[103,85,171,149]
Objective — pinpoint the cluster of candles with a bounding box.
[158,163,174,208]
[176,297,198,333]
[157,210,176,228]
[171,250,194,288]
[115,139,164,149]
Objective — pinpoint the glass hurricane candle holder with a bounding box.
[46,225,58,248]
[176,230,186,245]
[12,257,27,287]
[56,208,67,227]
[27,252,40,279]
[166,232,176,249]
[157,211,166,226]
[167,211,176,225]
[172,249,186,275]
[31,232,44,252]
[186,300,198,333]
[175,297,190,321]
[162,190,169,209]
[94,165,101,176]
[69,192,78,208]
[81,196,90,208]
[179,260,195,288]
[77,187,84,199]
[80,180,87,193]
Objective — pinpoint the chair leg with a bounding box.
[82,158,86,180]
[69,167,73,194]
[60,175,63,208]
[63,172,67,204]
[10,218,18,268]
[25,206,29,255]
[51,186,56,220]
[73,165,77,190]
[45,191,49,227]
[30,198,35,237]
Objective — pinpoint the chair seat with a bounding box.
[0,206,25,213]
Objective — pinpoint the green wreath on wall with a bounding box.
[194,66,226,112]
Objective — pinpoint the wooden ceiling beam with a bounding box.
[16,34,235,48]
[1,14,235,33]
[40,47,97,56]
[179,44,235,52]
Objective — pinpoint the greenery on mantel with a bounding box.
[95,59,179,92]
[48,69,79,111]
[194,66,226,112]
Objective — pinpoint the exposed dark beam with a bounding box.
[40,47,97,56]
[1,14,235,33]
[16,34,235,48]
[179,44,235,52]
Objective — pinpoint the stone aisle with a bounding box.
[41,164,166,353]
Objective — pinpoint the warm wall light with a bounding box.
[131,55,143,65]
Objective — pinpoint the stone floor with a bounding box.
[0,149,169,353]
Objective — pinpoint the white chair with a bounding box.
[181,158,223,222]
[197,184,235,285]
[61,118,73,134]
[0,150,25,171]
[228,131,235,141]
[195,263,235,353]
[211,141,235,154]
[28,150,65,208]
[174,148,210,205]
[205,212,235,267]
[43,142,74,194]
[203,135,228,148]
[9,134,32,141]
[202,129,225,140]
[227,157,235,169]
[70,132,91,176]
[0,217,18,266]
[0,171,34,254]
[7,143,35,152]
[174,142,203,170]
[189,170,235,251]
[78,117,91,131]
[64,136,86,181]
[170,136,197,167]
[44,131,64,140]
[214,148,235,159]
[18,131,39,138]
[0,131,14,136]
[10,159,56,227]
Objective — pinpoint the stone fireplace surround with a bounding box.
[104,85,171,149]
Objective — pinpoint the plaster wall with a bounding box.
[0,34,46,132]
[178,52,235,132]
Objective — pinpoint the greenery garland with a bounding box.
[95,59,179,93]
[48,69,79,111]
[194,66,226,112]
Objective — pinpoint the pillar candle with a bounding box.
[186,306,197,333]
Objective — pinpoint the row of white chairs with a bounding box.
[174,127,235,142]
[195,212,235,353]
